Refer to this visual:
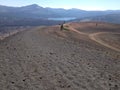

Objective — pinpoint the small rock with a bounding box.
[23,79,26,82]
[40,77,42,79]
[11,82,15,84]
[67,85,71,88]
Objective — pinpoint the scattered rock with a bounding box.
[49,52,55,55]
[40,77,42,79]
[109,78,112,81]
[3,73,6,76]
[23,79,26,82]
[11,82,15,84]
[67,85,71,88]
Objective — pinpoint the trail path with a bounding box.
[66,25,87,35]
[89,32,120,52]
[67,24,120,52]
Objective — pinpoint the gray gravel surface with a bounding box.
[0,25,120,90]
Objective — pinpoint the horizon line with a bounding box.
[0,4,120,11]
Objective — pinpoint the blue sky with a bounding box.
[0,0,120,10]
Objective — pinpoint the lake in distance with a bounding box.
[48,17,76,21]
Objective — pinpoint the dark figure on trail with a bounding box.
[60,24,64,30]
[96,23,98,26]
[60,21,65,30]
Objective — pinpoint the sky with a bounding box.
[0,0,120,10]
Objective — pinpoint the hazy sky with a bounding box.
[0,0,120,10]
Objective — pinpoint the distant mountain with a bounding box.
[0,4,120,18]
[0,4,55,19]
[0,4,120,26]
[75,13,120,24]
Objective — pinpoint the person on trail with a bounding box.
[60,24,64,30]
[60,21,65,30]
[96,23,98,26]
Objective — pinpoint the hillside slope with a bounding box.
[77,13,120,24]
[0,22,120,90]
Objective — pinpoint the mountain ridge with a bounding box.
[0,4,120,26]
[0,4,120,18]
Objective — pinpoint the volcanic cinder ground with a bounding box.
[0,22,120,90]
